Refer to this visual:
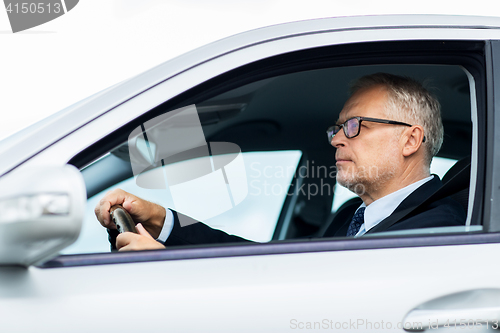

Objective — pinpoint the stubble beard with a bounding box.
[336,152,399,197]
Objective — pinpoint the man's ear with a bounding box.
[402,125,425,157]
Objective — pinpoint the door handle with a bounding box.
[403,289,500,331]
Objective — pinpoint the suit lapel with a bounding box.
[365,175,442,234]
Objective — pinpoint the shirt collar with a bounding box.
[360,175,434,234]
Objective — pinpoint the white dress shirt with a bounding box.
[353,175,434,237]
[156,209,175,243]
[156,175,435,242]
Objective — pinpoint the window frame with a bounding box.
[42,232,499,268]
[47,39,491,268]
[484,40,500,232]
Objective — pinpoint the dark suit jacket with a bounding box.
[163,176,465,246]
[326,176,466,237]
[109,176,466,248]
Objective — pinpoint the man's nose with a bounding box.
[330,128,347,148]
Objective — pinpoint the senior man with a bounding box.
[95,73,466,251]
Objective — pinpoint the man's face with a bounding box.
[331,85,404,195]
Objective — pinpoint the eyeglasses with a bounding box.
[326,116,424,143]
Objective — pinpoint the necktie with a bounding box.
[346,207,366,236]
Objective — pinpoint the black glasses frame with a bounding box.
[327,116,419,143]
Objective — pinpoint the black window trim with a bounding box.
[40,231,499,268]
[484,40,500,232]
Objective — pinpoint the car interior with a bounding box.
[67,40,484,255]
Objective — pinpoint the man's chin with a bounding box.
[335,172,354,188]
[336,177,366,196]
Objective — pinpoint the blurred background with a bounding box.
[1,0,499,141]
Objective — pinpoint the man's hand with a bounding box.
[94,188,166,239]
[116,223,166,251]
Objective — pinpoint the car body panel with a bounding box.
[1,243,499,332]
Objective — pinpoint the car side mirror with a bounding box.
[0,165,85,267]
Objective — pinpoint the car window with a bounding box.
[68,60,476,256]
[63,150,302,254]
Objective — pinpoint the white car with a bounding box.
[1,15,499,332]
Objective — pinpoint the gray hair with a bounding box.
[350,73,443,165]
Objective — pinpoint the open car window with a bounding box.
[64,150,302,254]
[68,57,477,255]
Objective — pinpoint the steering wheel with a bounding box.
[110,205,138,233]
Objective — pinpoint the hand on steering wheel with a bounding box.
[95,188,166,239]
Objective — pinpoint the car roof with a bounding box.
[0,14,497,176]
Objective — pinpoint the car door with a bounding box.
[2,16,500,333]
